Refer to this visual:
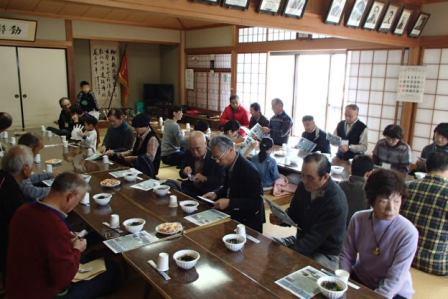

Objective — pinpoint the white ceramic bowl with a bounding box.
[122,218,146,234]
[317,276,348,299]
[92,193,112,206]
[179,200,199,213]
[331,166,344,175]
[222,234,246,252]
[414,172,427,180]
[153,185,170,196]
[173,249,200,270]
[124,172,138,182]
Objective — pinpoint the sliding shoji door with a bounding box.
[412,48,448,158]
[344,49,407,153]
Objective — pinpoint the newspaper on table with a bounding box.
[326,132,342,147]
[296,137,317,153]
[103,231,159,254]
[239,136,256,157]
[109,168,142,178]
[275,266,327,299]
[85,153,102,161]
[42,174,90,187]
[184,209,230,226]
[130,179,160,191]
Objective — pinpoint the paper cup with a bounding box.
[110,214,120,229]
[157,252,169,272]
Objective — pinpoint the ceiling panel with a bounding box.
[82,6,113,19]
[35,0,65,14]
[8,0,40,11]
[57,3,90,16]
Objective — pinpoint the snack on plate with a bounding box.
[45,159,62,165]
[155,222,183,235]
[100,178,121,188]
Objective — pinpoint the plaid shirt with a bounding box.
[401,174,448,275]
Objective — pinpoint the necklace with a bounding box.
[370,212,396,256]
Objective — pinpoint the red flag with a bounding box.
[118,53,129,106]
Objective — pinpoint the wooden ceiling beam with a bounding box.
[63,0,419,47]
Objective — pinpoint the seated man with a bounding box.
[249,102,269,129]
[219,95,250,128]
[372,124,411,173]
[202,136,265,232]
[161,106,186,166]
[179,131,225,197]
[332,104,368,160]
[401,151,448,276]
[263,98,293,146]
[101,109,135,156]
[0,112,12,133]
[339,155,373,226]
[6,172,118,298]
[117,113,160,178]
[301,115,330,154]
[0,146,28,276]
[17,134,53,201]
[47,97,73,138]
[271,153,348,270]
[417,122,448,171]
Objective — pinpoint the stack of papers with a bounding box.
[296,137,317,153]
[275,266,327,299]
[326,133,342,147]
[184,209,230,226]
[85,153,102,161]
[72,258,106,282]
[103,231,159,254]
[109,168,142,178]
[248,123,265,140]
[130,179,160,191]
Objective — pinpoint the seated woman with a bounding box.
[416,122,448,171]
[372,125,411,173]
[161,106,185,166]
[251,137,280,190]
[17,134,53,201]
[101,109,135,156]
[117,113,160,178]
[340,169,418,299]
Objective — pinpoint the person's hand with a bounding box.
[262,127,270,134]
[73,124,84,131]
[104,149,114,156]
[100,146,106,154]
[193,173,207,183]
[269,213,282,225]
[214,198,230,210]
[183,166,193,176]
[72,237,87,253]
[339,144,349,153]
[202,192,217,200]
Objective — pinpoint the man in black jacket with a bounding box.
[179,131,225,197]
[271,153,348,270]
[202,135,265,232]
[301,115,330,153]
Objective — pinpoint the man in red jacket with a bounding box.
[6,172,117,299]
[219,95,250,128]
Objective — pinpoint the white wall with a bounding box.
[186,26,233,48]
[422,3,448,36]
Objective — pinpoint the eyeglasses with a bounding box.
[212,149,229,162]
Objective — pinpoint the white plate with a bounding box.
[155,222,183,235]
[100,179,121,188]
[45,159,62,165]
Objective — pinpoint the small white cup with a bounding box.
[186,123,191,131]
[168,195,178,208]
[81,192,90,205]
[10,136,16,145]
[63,140,68,148]
[34,154,41,164]
[161,125,164,133]
[102,155,110,164]
[236,224,246,237]
[159,117,163,125]
[46,164,53,173]
[335,269,350,283]
[157,252,169,272]
[41,125,46,132]
[110,214,120,229]
[181,129,186,137]
[2,131,8,139]
[87,148,94,157]
[0,151,4,158]
[47,130,53,138]
[61,135,66,142]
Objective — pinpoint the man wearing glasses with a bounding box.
[202,136,265,232]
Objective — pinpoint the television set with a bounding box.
[143,84,174,105]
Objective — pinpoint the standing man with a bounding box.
[263,98,293,146]
[333,104,368,160]
[301,115,331,154]
[249,103,269,129]
[202,136,265,232]
[179,131,225,197]
[219,95,250,128]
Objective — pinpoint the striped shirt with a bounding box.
[372,139,411,173]
[401,174,448,275]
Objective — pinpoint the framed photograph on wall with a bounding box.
[259,0,283,15]
[283,0,309,18]
[223,0,250,10]
[346,0,370,28]
[393,8,412,36]
[378,3,401,32]
[409,12,430,38]
[325,0,348,25]
[194,0,221,4]
[363,1,386,30]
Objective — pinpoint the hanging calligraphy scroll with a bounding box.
[0,18,37,41]
[90,41,121,108]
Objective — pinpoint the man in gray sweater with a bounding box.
[161,106,185,166]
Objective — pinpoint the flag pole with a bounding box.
[107,43,128,110]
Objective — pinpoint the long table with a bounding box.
[1,128,383,299]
